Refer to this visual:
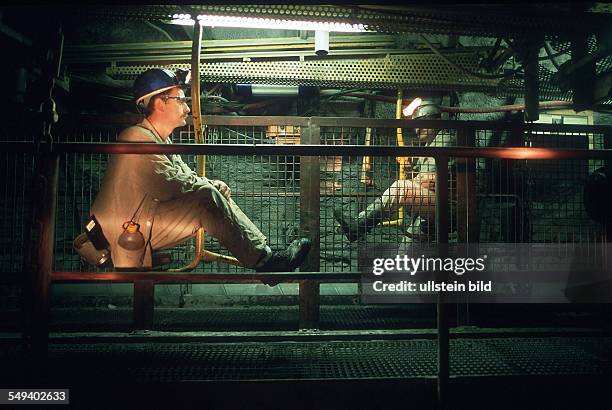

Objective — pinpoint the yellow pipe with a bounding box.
[170,22,206,272]
[360,127,373,186]
[171,23,242,271]
[382,88,405,227]
[203,250,243,266]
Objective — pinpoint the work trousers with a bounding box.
[150,182,267,268]
[380,179,437,223]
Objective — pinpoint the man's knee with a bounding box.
[195,183,224,205]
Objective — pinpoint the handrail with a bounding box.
[5,142,612,160]
[52,114,612,132]
[51,271,361,283]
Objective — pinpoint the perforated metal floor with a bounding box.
[3,304,609,333]
[2,337,610,383]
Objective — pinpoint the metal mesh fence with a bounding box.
[475,129,605,244]
[0,152,34,274]
[0,119,608,281]
[323,126,458,273]
[54,126,115,272]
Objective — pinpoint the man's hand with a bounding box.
[211,179,231,200]
[395,157,413,172]
[413,172,436,191]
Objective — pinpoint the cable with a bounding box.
[420,34,522,80]
[543,41,561,70]
[538,47,569,61]
[323,88,365,101]
[144,20,174,42]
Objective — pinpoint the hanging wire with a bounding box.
[420,34,523,80]
[543,41,562,70]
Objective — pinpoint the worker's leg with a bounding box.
[385,179,437,223]
[151,182,267,268]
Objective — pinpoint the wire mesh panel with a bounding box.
[324,125,459,273]
[524,129,604,243]
[198,123,302,272]
[51,122,305,273]
[0,152,34,274]
[475,128,606,244]
[54,126,116,272]
[9,117,605,282]
[476,129,527,243]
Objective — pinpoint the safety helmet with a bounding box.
[133,68,190,107]
[412,97,442,119]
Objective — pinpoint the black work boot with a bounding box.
[333,198,386,242]
[255,238,312,273]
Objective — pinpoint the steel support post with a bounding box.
[604,129,612,172]
[299,120,321,329]
[604,130,612,239]
[435,156,450,408]
[455,128,477,326]
[23,153,59,378]
[133,280,155,330]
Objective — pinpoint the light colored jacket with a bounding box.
[90,122,211,268]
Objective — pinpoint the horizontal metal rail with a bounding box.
[52,114,612,132]
[199,116,611,132]
[7,142,612,160]
[51,271,361,284]
[65,34,396,53]
[72,48,421,64]
[64,35,399,64]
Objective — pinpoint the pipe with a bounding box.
[8,142,612,160]
[360,127,373,186]
[440,101,572,113]
[382,89,406,227]
[342,93,573,114]
[52,271,361,283]
[170,21,205,273]
[235,84,319,98]
[171,19,241,272]
[314,30,329,56]
[435,156,450,408]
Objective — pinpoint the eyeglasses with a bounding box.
[162,96,190,105]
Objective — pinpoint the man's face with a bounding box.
[160,87,190,128]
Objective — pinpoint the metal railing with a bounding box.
[5,115,612,404]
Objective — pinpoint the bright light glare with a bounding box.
[403,98,422,117]
[169,14,368,32]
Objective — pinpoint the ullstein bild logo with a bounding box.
[371,254,487,276]
[370,279,492,293]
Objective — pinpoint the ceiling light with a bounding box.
[167,13,368,32]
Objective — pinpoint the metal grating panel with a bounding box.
[77,5,609,37]
[32,306,434,332]
[108,52,501,92]
[1,337,609,382]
